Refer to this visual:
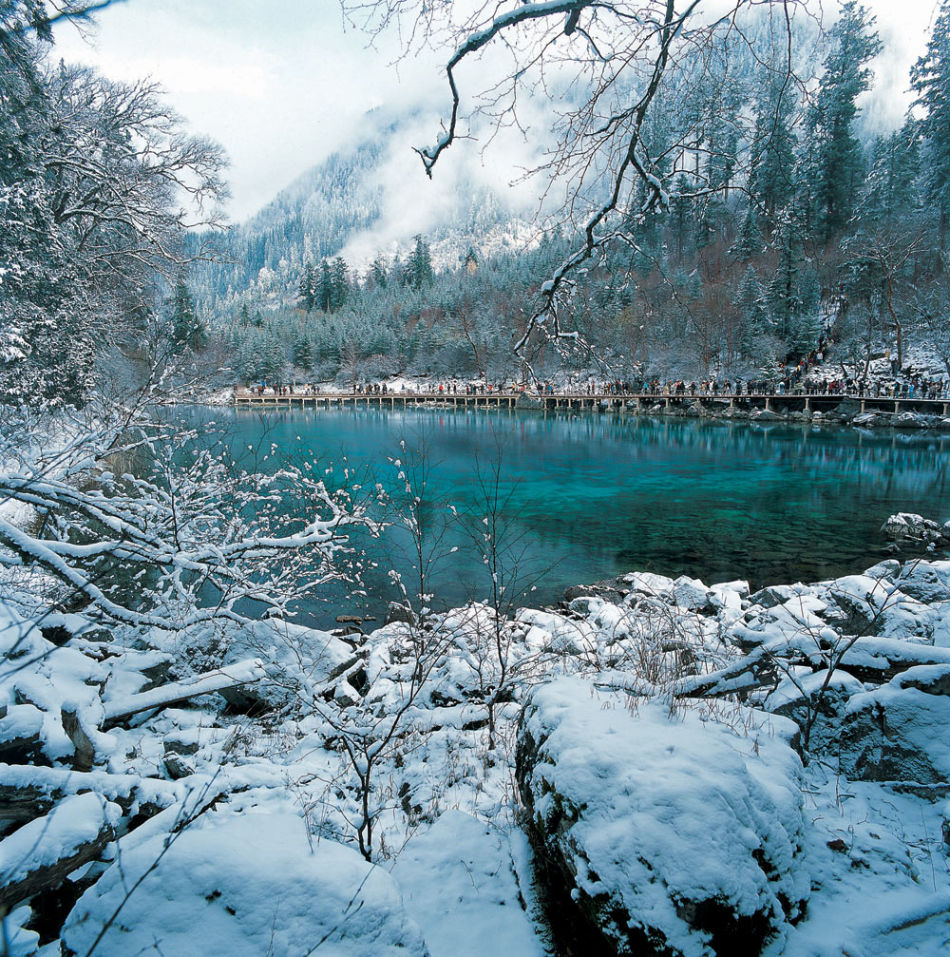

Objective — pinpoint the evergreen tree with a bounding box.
[298,262,317,312]
[731,205,764,263]
[260,329,288,383]
[293,331,313,369]
[330,257,349,311]
[748,76,797,224]
[858,119,921,225]
[766,213,807,353]
[911,0,950,241]
[170,280,207,352]
[371,255,388,289]
[406,235,434,289]
[800,2,881,241]
[734,265,767,347]
[317,258,333,312]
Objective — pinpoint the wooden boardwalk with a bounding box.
[233,390,950,417]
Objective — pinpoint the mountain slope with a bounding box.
[189,112,533,322]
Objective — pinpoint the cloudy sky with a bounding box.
[52,0,942,223]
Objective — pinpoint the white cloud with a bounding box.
[51,0,944,222]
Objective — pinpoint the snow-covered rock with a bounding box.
[881,513,950,545]
[838,664,950,786]
[516,677,808,957]
[766,669,865,755]
[893,560,950,603]
[671,575,717,613]
[893,411,929,430]
[62,804,429,957]
[825,574,934,641]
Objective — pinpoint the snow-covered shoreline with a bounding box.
[2,551,949,955]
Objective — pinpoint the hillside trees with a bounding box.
[169,280,206,352]
[0,3,227,407]
[344,0,818,354]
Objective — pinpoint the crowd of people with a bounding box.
[237,370,950,401]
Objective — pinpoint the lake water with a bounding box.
[181,406,950,628]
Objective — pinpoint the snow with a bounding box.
[2,522,950,955]
[62,802,429,957]
[842,671,950,783]
[0,793,120,886]
[102,657,265,722]
[391,810,548,957]
[521,677,807,956]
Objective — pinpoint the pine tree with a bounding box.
[371,255,388,289]
[731,206,764,263]
[330,257,349,311]
[298,263,317,312]
[800,2,881,242]
[406,235,434,290]
[911,0,950,242]
[170,280,207,352]
[317,258,333,312]
[858,119,921,225]
[260,330,288,383]
[293,331,313,369]
[767,213,806,352]
[734,266,769,359]
[748,77,797,225]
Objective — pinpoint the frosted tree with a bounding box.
[0,405,363,637]
[0,6,227,406]
[344,0,815,354]
[169,280,206,353]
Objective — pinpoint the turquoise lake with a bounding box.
[182,406,950,628]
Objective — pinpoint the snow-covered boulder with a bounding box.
[747,582,810,610]
[881,513,950,546]
[671,575,717,613]
[516,678,808,957]
[209,618,357,711]
[893,411,929,430]
[838,664,950,787]
[893,560,950,603]
[766,669,866,755]
[62,804,429,957]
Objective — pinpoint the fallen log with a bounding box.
[0,704,46,765]
[0,763,184,831]
[102,658,266,727]
[0,792,119,910]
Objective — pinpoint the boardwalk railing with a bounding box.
[232,388,950,418]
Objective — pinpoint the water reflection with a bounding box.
[176,407,950,627]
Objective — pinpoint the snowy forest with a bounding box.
[179,0,950,390]
[2,1,950,956]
